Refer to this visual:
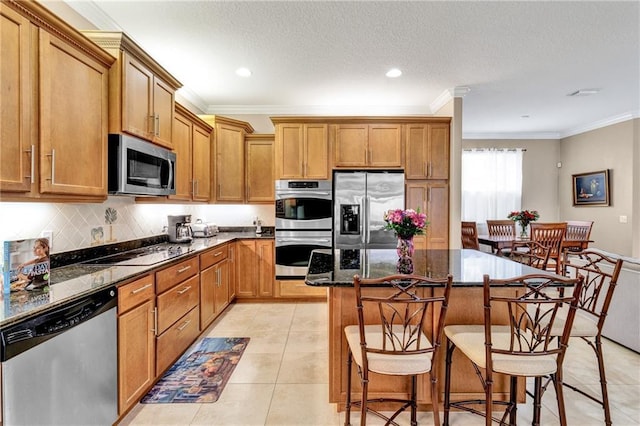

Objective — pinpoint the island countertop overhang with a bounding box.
[305,248,561,287]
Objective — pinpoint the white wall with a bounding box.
[559,120,637,256]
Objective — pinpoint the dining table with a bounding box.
[478,234,593,256]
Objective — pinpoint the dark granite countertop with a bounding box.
[1,231,273,328]
[305,248,555,286]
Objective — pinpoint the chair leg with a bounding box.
[509,376,518,425]
[360,367,368,426]
[411,375,418,426]
[532,376,543,426]
[552,373,568,426]
[486,375,493,426]
[594,336,613,426]
[344,350,352,426]
[443,340,455,426]
[431,371,441,426]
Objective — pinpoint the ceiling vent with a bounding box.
[567,89,600,97]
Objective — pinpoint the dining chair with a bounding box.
[509,240,552,270]
[461,221,480,250]
[486,220,516,255]
[564,220,594,252]
[344,273,453,426]
[529,222,567,273]
[550,249,623,426]
[443,272,584,426]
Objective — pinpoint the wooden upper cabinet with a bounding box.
[333,123,402,168]
[0,4,33,193]
[1,1,115,199]
[246,134,275,203]
[82,31,182,149]
[275,123,329,179]
[171,104,212,202]
[405,123,450,180]
[199,115,254,203]
[406,181,449,250]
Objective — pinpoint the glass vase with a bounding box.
[396,236,415,274]
[519,221,529,239]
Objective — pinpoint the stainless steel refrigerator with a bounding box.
[333,170,405,249]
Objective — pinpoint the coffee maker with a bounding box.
[167,215,193,243]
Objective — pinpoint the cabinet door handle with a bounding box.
[45,149,56,184]
[177,285,192,295]
[152,307,158,336]
[177,265,192,273]
[131,283,152,294]
[177,319,191,331]
[155,114,160,136]
[25,145,35,183]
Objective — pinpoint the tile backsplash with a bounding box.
[0,196,274,254]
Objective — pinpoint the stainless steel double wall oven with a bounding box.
[275,180,332,279]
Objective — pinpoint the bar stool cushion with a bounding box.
[345,324,433,375]
[445,325,558,376]
[551,309,599,337]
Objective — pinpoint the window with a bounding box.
[461,148,524,232]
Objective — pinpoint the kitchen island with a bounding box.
[306,248,555,411]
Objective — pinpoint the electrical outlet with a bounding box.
[41,230,53,248]
[619,215,628,224]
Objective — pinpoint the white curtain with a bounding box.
[461,148,523,233]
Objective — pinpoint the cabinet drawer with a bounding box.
[276,279,327,298]
[156,274,199,334]
[118,274,155,314]
[156,256,199,294]
[156,306,199,376]
[199,244,228,269]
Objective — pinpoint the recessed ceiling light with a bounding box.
[567,88,600,97]
[235,67,252,77]
[386,68,402,78]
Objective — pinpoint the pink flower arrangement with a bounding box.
[383,208,429,239]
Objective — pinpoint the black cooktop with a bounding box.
[82,244,195,266]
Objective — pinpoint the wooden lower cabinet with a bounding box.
[275,279,327,299]
[117,275,156,415]
[236,239,274,299]
[199,244,230,330]
[156,307,200,376]
[154,256,200,376]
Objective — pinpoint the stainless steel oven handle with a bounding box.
[277,238,331,243]
[276,191,331,197]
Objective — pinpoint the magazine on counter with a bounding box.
[1,238,51,294]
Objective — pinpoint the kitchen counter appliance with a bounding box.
[191,219,218,238]
[108,133,176,196]
[333,170,405,250]
[1,286,118,425]
[275,180,332,279]
[168,214,193,243]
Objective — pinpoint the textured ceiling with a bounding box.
[65,0,639,138]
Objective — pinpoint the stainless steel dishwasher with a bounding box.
[1,286,118,426]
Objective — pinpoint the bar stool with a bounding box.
[443,272,584,426]
[344,273,453,426]
[551,249,623,426]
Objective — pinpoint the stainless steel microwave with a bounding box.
[108,134,176,196]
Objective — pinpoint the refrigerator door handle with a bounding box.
[365,196,371,244]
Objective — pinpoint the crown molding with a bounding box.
[559,110,640,138]
[430,87,470,114]
[63,0,121,30]
[463,131,562,140]
[204,104,432,115]
[176,88,208,113]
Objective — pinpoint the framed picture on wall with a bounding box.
[572,170,610,206]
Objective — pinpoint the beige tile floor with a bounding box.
[119,302,640,425]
